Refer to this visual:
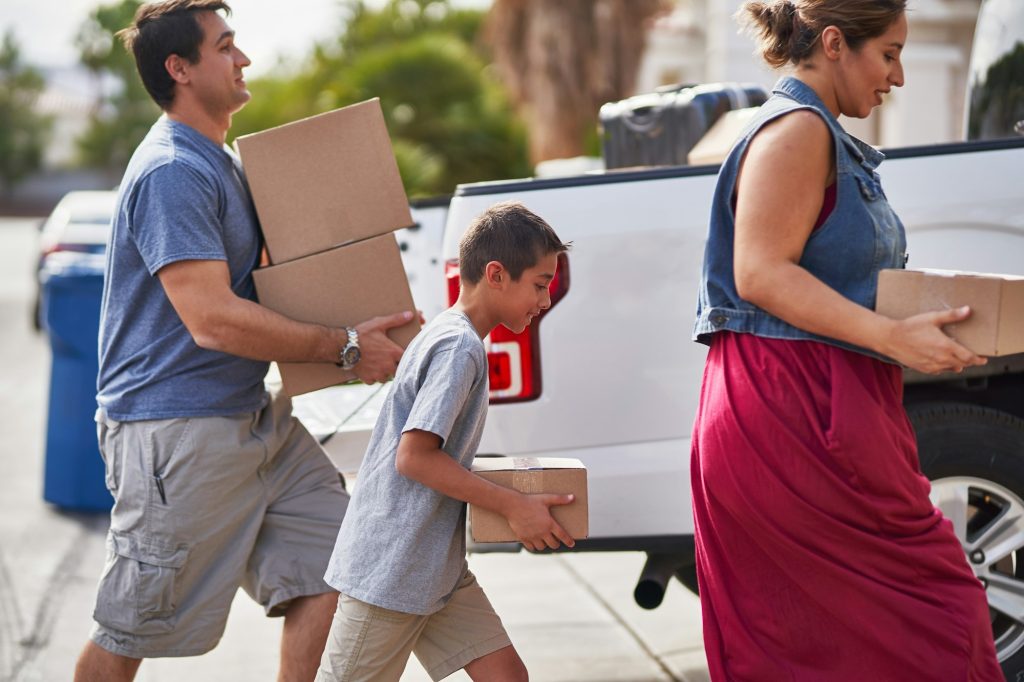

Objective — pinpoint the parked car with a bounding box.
[32,190,117,330]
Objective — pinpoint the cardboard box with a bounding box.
[234,98,413,264]
[469,457,589,543]
[876,268,1024,356]
[687,106,759,166]
[252,233,421,396]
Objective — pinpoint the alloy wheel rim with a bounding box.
[931,475,1024,662]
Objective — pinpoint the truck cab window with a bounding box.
[966,0,1024,140]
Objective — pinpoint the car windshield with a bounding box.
[966,0,1024,140]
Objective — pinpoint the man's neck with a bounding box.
[166,106,231,146]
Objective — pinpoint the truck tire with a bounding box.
[909,401,1024,677]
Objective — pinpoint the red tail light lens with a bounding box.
[444,253,569,403]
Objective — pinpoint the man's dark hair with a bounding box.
[458,201,570,284]
[116,0,231,109]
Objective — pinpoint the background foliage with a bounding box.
[0,32,52,194]
[76,0,531,197]
[74,0,158,176]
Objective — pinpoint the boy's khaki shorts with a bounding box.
[90,392,348,658]
[316,570,512,682]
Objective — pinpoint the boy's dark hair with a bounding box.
[458,201,570,284]
[116,0,231,110]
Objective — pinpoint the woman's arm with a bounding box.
[732,111,985,374]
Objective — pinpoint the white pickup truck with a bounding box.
[296,0,1024,675]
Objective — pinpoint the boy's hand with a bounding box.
[505,492,576,551]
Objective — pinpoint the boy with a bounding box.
[317,201,573,682]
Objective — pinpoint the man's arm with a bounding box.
[157,258,411,384]
[395,429,575,552]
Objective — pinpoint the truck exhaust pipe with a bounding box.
[634,553,684,610]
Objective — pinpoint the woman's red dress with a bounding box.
[692,187,1002,680]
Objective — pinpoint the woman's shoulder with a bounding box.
[741,107,833,178]
[752,108,831,152]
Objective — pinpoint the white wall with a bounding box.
[636,0,983,148]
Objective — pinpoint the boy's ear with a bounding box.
[484,261,506,289]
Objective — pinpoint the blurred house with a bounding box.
[636,0,982,147]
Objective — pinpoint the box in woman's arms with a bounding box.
[877,269,1024,356]
[469,457,589,543]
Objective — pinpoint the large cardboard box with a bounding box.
[876,268,1024,357]
[234,98,413,264]
[469,457,589,543]
[253,233,421,397]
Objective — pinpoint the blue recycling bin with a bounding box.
[40,251,111,512]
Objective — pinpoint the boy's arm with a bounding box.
[396,429,576,552]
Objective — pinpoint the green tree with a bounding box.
[232,0,530,197]
[74,0,159,176]
[0,31,52,195]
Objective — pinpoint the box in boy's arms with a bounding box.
[469,457,589,543]
[234,98,413,265]
[876,268,1024,357]
[252,233,420,397]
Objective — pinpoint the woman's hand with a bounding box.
[879,306,988,374]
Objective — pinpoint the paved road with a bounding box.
[0,217,709,681]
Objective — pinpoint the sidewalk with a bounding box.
[0,219,709,681]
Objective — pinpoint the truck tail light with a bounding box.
[444,253,569,403]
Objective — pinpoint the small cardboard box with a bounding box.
[234,98,413,264]
[469,457,589,543]
[252,233,421,396]
[687,107,759,166]
[876,268,1024,357]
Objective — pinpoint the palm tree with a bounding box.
[485,0,669,164]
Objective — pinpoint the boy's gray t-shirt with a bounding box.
[324,308,489,615]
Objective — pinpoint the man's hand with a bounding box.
[352,310,415,384]
[504,492,576,552]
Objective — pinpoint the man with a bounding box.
[73,2,411,680]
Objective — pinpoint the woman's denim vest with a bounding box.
[692,76,907,361]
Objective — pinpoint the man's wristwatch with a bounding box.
[336,327,361,370]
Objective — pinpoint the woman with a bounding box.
[690,1,1003,679]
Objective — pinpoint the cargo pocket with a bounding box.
[93,530,189,635]
[96,414,121,493]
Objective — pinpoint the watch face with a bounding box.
[342,346,361,367]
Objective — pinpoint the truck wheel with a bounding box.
[909,401,1024,677]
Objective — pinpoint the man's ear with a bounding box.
[484,261,506,289]
[821,25,844,61]
[165,53,190,84]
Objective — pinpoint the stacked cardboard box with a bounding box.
[235,99,421,396]
[877,268,1024,357]
[469,457,589,543]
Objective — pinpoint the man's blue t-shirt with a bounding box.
[97,116,268,421]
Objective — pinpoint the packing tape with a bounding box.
[512,457,542,494]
